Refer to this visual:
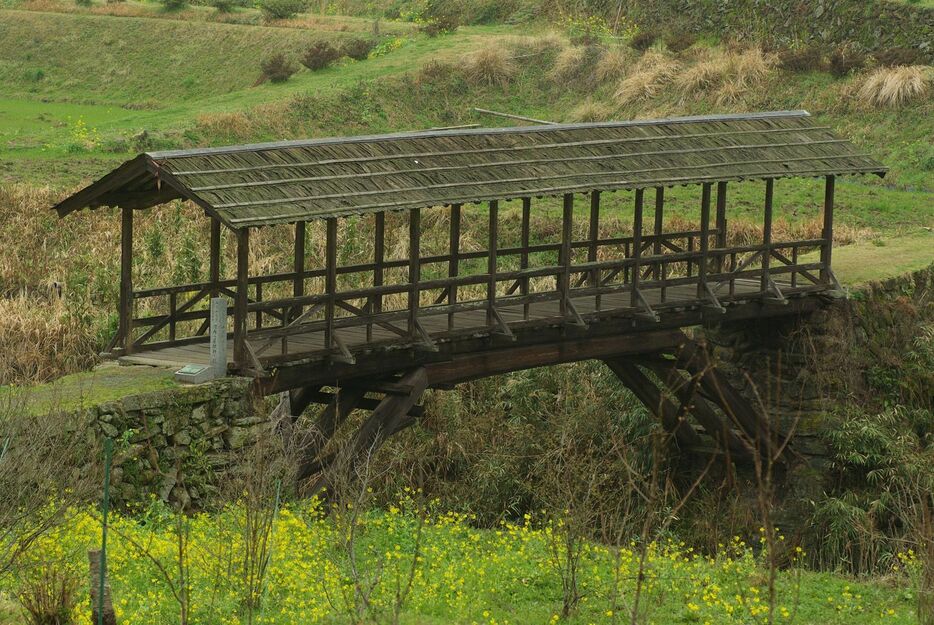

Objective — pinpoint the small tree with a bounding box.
[300,41,341,71]
[341,38,375,61]
[260,54,298,83]
[160,0,188,11]
[258,0,306,20]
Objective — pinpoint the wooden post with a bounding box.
[448,204,461,331]
[487,200,498,326]
[371,212,385,342]
[233,227,249,369]
[119,207,134,355]
[559,193,573,318]
[820,175,835,284]
[293,221,306,312]
[209,216,221,297]
[631,188,644,307]
[521,197,531,320]
[325,218,337,350]
[589,191,601,310]
[88,550,117,625]
[697,182,712,298]
[408,208,421,338]
[761,179,774,292]
[715,181,727,273]
[653,187,664,281]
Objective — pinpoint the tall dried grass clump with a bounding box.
[614,50,679,104]
[857,65,932,107]
[507,32,564,58]
[595,46,632,82]
[676,47,776,104]
[465,46,516,87]
[567,99,614,122]
[0,298,98,385]
[549,45,601,86]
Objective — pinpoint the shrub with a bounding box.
[17,564,81,625]
[464,46,516,87]
[420,14,459,37]
[778,46,824,72]
[858,65,931,107]
[664,31,696,53]
[258,0,306,20]
[876,47,924,67]
[159,0,187,10]
[259,53,298,83]
[341,38,375,61]
[211,0,234,12]
[828,46,866,78]
[300,41,341,71]
[629,30,658,52]
[75,0,92,6]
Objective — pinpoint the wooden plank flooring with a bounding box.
[121,279,796,369]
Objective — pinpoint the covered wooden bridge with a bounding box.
[54,110,885,467]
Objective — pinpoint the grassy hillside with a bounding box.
[0,8,379,105]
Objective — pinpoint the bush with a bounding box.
[75,0,92,6]
[211,0,234,12]
[420,14,459,37]
[778,46,824,72]
[341,38,375,61]
[664,31,697,53]
[160,0,187,11]
[876,47,924,67]
[629,30,658,52]
[258,0,306,20]
[300,41,341,71]
[17,564,81,625]
[260,53,298,83]
[828,46,866,78]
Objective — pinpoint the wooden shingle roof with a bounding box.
[54,111,886,229]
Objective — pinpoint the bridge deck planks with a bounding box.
[120,278,782,369]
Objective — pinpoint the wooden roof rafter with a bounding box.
[52,111,887,229]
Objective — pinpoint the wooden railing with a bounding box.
[120,229,831,364]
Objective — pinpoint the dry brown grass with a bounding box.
[857,65,932,107]
[614,50,680,104]
[676,47,776,104]
[464,46,517,87]
[507,32,565,58]
[595,46,633,82]
[567,99,615,123]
